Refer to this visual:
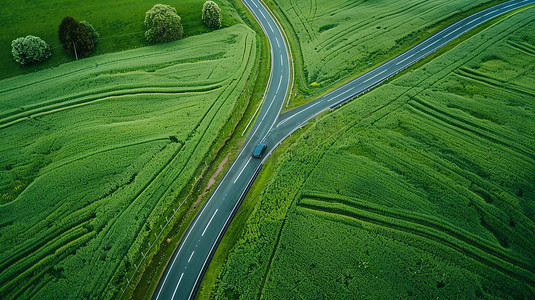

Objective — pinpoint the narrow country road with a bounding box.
[153,0,290,299]
[153,0,534,299]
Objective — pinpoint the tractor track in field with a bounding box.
[0,24,261,300]
[91,41,256,295]
[85,78,241,295]
[0,213,96,297]
[0,35,257,131]
[298,194,535,285]
[0,86,224,130]
[407,98,535,161]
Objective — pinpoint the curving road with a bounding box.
[153,0,534,299]
[153,0,290,299]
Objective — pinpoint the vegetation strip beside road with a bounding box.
[195,115,319,299]
[212,6,535,299]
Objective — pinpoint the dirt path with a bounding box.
[196,152,231,205]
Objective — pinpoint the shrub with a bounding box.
[144,4,183,44]
[11,35,51,65]
[202,1,222,30]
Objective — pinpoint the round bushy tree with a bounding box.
[144,4,183,44]
[202,1,222,30]
[58,16,95,59]
[11,35,51,65]
[80,21,99,45]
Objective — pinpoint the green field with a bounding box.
[267,0,505,98]
[214,8,535,299]
[0,0,241,79]
[0,23,256,299]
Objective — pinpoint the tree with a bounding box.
[11,35,51,65]
[202,1,222,30]
[58,16,95,59]
[80,21,99,45]
[58,16,78,45]
[144,4,183,44]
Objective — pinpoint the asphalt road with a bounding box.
[153,0,534,299]
[153,0,290,299]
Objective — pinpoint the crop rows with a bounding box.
[215,9,535,299]
[0,24,256,299]
[0,85,224,129]
[297,193,534,283]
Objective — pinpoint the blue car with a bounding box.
[252,143,267,158]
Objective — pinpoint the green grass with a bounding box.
[0,23,257,299]
[264,0,507,106]
[214,8,535,299]
[0,0,242,80]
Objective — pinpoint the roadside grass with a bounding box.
[264,0,510,109]
[0,23,257,299]
[0,0,242,80]
[213,8,535,299]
